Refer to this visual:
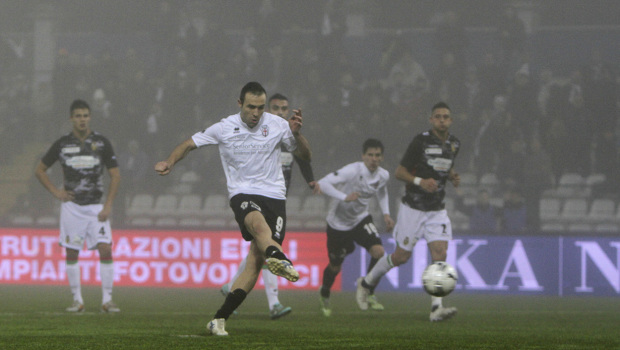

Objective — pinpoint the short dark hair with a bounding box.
[431,101,451,113]
[70,99,90,114]
[363,138,384,154]
[268,93,288,104]
[239,82,267,104]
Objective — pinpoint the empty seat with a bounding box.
[586,199,615,223]
[155,217,177,227]
[567,223,592,233]
[286,195,303,217]
[11,215,34,226]
[176,194,203,217]
[203,194,230,217]
[540,198,562,221]
[300,196,327,219]
[556,173,588,197]
[594,223,619,233]
[541,222,565,232]
[126,194,154,217]
[585,173,606,187]
[559,198,588,222]
[152,194,178,217]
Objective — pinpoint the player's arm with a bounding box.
[318,167,358,202]
[395,165,438,193]
[376,184,394,231]
[449,168,460,188]
[289,108,312,162]
[99,166,120,221]
[294,154,320,194]
[155,138,197,176]
[34,160,74,202]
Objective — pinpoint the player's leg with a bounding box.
[244,211,298,281]
[60,202,86,312]
[355,217,387,310]
[357,206,420,310]
[425,211,456,322]
[97,242,119,312]
[366,244,386,310]
[222,255,247,296]
[262,268,291,319]
[231,195,298,282]
[86,207,118,313]
[319,226,351,316]
[65,248,84,312]
[209,241,262,335]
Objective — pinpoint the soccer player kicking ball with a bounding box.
[317,139,394,317]
[356,102,461,322]
[155,82,311,336]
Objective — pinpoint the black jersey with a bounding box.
[400,130,460,211]
[41,131,118,205]
[280,145,314,195]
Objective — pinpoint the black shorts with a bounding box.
[326,215,383,266]
[230,194,287,245]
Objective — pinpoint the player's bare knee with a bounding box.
[369,245,385,259]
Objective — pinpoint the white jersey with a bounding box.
[318,161,390,231]
[192,112,296,200]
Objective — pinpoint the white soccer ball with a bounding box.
[422,262,458,297]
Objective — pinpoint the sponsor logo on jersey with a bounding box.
[233,127,240,134]
[61,146,80,154]
[428,158,452,172]
[425,147,443,155]
[67,155,100,169]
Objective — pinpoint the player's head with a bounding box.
[238,82,267,128]
[69,99,91,133]
[430,101,452,133]
[362,138,384,172]
[268,93,290,119]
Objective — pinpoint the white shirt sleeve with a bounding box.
[376,183,390,216]
[278,118,297,152]
[191,122,222,147]
[317,164,356,202]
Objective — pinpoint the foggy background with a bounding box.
[1,0,618,234]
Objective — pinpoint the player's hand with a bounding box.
[55,189,74,202]
[289,109,303,134]
[344,192,360,202]
[384,214,395,232]
[450,172,460,188]
[420,178,438,193]
[309,181,322,195]
[154,161,172,175]
[98,206,111,222]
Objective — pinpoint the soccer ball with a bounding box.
[422,262,458,297]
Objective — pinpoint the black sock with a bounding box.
[321,266,339,297]
[320,285,331,299]
[214,288,247,320]
[366,258,379,294]
[265,245,291,263]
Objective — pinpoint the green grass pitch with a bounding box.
[1,285,618,349]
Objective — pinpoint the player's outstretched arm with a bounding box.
[289,109,311,161]
[155,138,197,176]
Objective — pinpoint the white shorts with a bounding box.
[60,201,113,251]
[393,202,452,252]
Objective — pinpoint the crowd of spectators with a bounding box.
[1,0,619,233]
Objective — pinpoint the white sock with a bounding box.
[100,262,114,304]
[262,268,280,309]
[431,296,443,309]
[364,254,393,286]
[66,263,83,304]
[225,256,247,291]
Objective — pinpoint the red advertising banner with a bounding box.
[0,228,337,290]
